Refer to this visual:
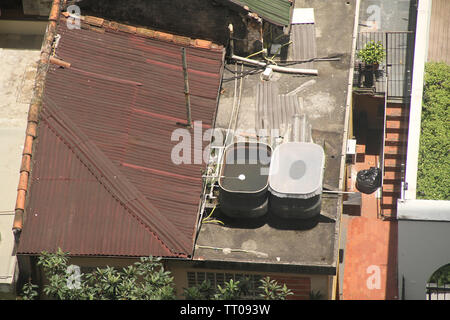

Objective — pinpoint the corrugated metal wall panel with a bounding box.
[290,23,316,69]
[228,0,293,26]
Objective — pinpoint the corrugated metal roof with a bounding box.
[289,23,317,69]
[17,17,225,258]
[228,0,293,26]
[255,81,311,144]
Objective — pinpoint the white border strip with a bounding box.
[333,0,361,300]
[403,0,432,200]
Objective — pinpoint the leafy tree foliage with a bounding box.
[417,62,450,200]
[20,281,38,300]
[19,249,293,300]
[19,248,175,300]
[183,276,293,300]
[429,264,450,287]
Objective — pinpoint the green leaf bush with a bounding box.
[357,40,386,65]
[417,62,450,200]
[19,249,294,300]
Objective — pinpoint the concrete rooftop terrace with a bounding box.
[193,0,356,273]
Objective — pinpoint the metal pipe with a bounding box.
[323,190,357,194]
[380,64,389,218]
[231,54,319,75]
[228,24,234,56]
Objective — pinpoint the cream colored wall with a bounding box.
[68,256,140,269]
[0,20,48,35]
[167,262,330,299]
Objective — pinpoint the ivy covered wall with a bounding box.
[417,62,450,200]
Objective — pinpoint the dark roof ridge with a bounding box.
[38,98,193,257]
[61,13,224,52]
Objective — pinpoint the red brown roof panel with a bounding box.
[17,18,224,258]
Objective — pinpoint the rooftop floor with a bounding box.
[342,154,398,300]
[193,0,356,273]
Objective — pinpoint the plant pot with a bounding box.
[362,67,374,87]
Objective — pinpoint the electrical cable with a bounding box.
[222,54,341,81]
[222,63,265,82]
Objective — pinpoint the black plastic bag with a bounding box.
[356,167,381,194]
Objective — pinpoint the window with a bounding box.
[187,271,264,299]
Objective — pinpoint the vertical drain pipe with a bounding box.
[181,47,192,128]
[228,24,234,56]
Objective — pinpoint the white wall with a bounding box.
[398,220,450,300]
[404,0,432,200]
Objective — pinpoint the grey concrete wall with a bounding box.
[398,220,450,300]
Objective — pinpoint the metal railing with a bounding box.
[378,64,389,219]
[355,31,415,99]
[426,283,450,300]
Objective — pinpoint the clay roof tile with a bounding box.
[20,155,31,173]
[18,172,29,192]
[117,23,137,34]
[26,122,38,138]
[28,104,40,123]
[15,190,26,211]
[83,16,105,27]
[23,135,34,156]
[136,27,156,38]
[194,39,213,49]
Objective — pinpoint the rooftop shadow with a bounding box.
[266,212,334,230]
[0,34,43,50]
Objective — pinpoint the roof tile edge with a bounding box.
[12,0,62,235]
[74,15,223,51]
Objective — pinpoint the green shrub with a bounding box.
[357,41,386,65]
[417,62,450,200]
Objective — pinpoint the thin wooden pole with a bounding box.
[181,48,192,128]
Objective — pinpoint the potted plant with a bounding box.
[357,41,386,87]
[357,40,386,68]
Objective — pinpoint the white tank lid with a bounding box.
[269,142,325,199]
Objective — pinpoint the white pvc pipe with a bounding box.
[231,55,319,75]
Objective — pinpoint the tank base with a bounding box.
[269,194,322,219]
[220,197,269,219]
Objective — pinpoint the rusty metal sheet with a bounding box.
[17,20,224,258]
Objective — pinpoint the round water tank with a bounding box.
[268,142,325,219]
[218,142,272,218]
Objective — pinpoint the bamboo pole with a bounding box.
[181,47,192,128]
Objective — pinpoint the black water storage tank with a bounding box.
[218,142,272,218]
[268,142,325,219]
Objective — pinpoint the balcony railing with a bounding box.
[354,31,415,100]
